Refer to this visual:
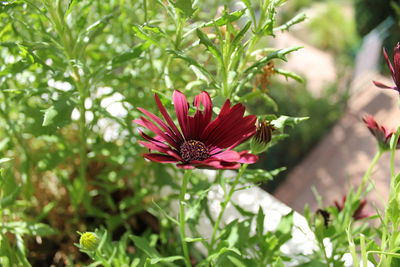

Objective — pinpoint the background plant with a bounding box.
[0,0,314,265]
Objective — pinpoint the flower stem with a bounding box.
[210,164,248,250]
[179,170,191,267]
[355,149,383,199]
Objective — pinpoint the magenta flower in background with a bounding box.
[373,43,400,92]
[362,115,399,149]
[134,90,258,169]
[334,196,371,220]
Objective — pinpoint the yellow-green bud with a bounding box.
[79,232,99,251]
[250,119,275,154]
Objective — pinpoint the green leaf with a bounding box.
[274,13,307,32]
[3,222,57,236]
[196,29,223,65]
[227,255,247,267]
[242,168,286,183]
[167,49,213,81]
[272,257,285,267]
[42,106,58,127]
[239,90,278,111]
[244,46,302,75]
[65,0,79,16]
[0,186,20,208]
[232,21,252,46]
[171,0,195,17]
[256,207,265,236]
[202,9,246,27]
[274,68,304,83]
[112,44,145,67]
[150,256,184,264]
[42,96,75,128]
[271,115,308,130]
[277,211,294,234]
[184,237,206,243]
[132,25,161,47]
[130,235,160,258]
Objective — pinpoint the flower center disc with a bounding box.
[180,140,209,162]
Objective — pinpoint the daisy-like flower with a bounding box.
[373,43,400,92]
[334,196,371,221]
[134,90,258,169]
[362,115,399,150]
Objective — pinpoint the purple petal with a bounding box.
[372,80,396,90]
[173,90,190,138]
[154,94,184,141]
[237,151,258,164]
[144,153,179,163]
[211,150,241,162]
[137,107,181,143]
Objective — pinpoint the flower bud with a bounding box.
[79,232,99,251]
[251,119,275,154]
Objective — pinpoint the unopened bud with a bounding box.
[251,119,275,154]
[79,232,99,251]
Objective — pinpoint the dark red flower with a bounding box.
[362,115,399,149]
[334,196,371,221]
[373,43,400,92]
[134,90,258,169]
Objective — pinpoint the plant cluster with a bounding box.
[1,0,399,267]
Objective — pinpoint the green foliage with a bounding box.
[0,0,365,266]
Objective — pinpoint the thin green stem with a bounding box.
[390,130,399,178]
[210,164,248,250]
[379,130,400,266]
[355,150,383,199]
[179,170,191,267]
[317,237,332,266]
[45,1,89,207]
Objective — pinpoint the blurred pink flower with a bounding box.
[362,115,399,149]
[134,90,258,169]
[334,196,371,220]
[373,43,400,92]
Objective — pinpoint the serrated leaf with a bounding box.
[42,96,75,128]
[202,9,246,27]
[274,13,307,32]
[196,29,223,65]
[271,115,308,130]
[274,68,304,83]
[244,46,302,75]
[42,106,58,127]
